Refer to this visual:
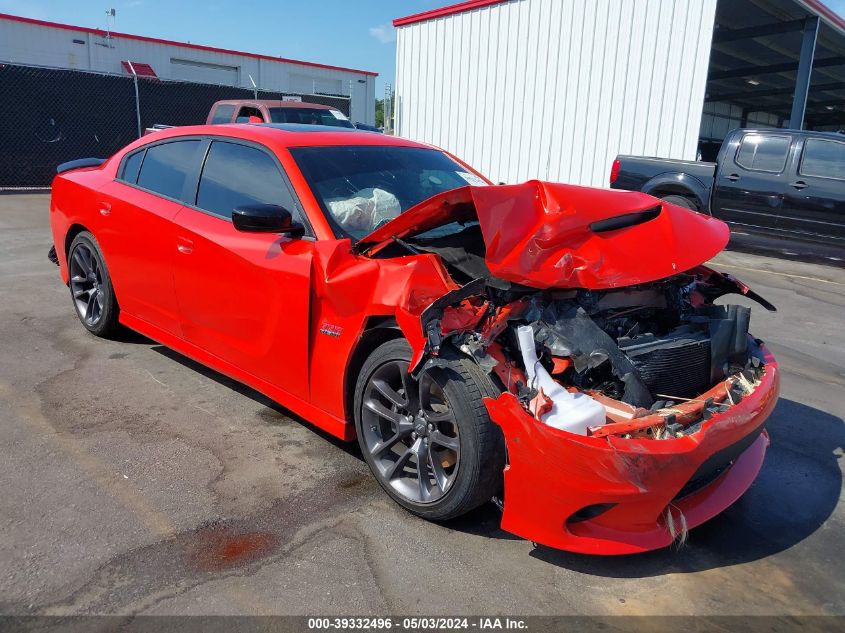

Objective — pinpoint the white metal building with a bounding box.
[393,0,845,186]
[394,0,716,186]
[0,12,378,125]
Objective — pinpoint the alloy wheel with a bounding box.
[361,361,460,504]
[69,243,105,326]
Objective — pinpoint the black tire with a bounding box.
[354,338,505,521]
[68,231,121,338]
[660,194,697,211]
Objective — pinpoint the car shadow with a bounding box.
[148,344,362,458]
[137,340,844,572]
[727,232,845,268]
[111,328,156,344]
[443,503,522,541]
[524,398,842,576]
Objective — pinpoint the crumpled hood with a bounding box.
[358,180,730,289]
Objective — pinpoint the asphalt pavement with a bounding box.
[0,193,842,617]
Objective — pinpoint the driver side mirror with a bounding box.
[232,204,305,237]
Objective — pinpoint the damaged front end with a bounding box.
[361,181,780,554]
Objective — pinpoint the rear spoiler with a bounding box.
[144,124,175,136]
[56,157,106,174]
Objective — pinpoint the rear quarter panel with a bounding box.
[50,169,110,284]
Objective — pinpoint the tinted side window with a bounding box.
[735,134,791,173]
[120,149,145,184]
[210,104,235,124]
[268,107,354,128]
[800,139,845,180]
[196,141,298,221]
[235,106,263,123]
[137,140,201,200]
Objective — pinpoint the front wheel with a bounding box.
[68,231,121,338]
[354,339,505,520]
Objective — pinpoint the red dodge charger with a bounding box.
[49,123,779,554]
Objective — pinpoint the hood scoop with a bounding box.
[589,206,661,233]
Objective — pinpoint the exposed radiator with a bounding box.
[618,330,712,399]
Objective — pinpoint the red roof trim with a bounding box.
[393,0,510,27]
[800,0,845,36]
[392,0,845,33]
[0,12,378,76]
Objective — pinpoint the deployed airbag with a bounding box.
[328,188,401,232]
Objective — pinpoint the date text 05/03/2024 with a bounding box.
[306,617,528,630]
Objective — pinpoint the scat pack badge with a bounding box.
[319,322,343,338]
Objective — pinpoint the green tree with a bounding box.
[375,98,384,128]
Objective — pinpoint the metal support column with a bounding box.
[126,60,143,139]
[133,74,142,138]
[789,16,819,130]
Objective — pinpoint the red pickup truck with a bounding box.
[144,99,357,136]
[206,99,354,128]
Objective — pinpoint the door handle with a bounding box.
[99,202,112,216]
[726,173,740,182]
[176,238,193,254]
[791,180,808,190]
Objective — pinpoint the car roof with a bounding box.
[256,123,361,134]
[212,99,338,110]
[799,130,844,141]
[126,124,436,151]
[742,128,845,141]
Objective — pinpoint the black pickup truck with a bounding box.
[610,128,844,248]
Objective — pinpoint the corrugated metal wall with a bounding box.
[395,0,717,187]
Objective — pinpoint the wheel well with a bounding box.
[344,317,403,423]
[64,224,89,259]
[63,223,122,308]
[650,186,700,209]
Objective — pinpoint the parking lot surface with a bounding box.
[1,193,843,616]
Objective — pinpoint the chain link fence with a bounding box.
[0,62,351,188]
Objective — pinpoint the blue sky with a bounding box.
[1,0,843,98]
[827,0,845,14]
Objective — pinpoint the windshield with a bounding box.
[268,107,354,128]
[289,145,487,240]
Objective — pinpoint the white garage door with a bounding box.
[290,73,343,96]
[170,58,239,86]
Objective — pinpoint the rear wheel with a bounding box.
[660,194,697,211]
[68,232,121,338]
[354,339,504,520]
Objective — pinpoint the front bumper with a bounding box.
[484,344,779,555]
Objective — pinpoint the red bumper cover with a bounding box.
[484,345,779,555]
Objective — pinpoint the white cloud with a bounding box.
[369,23,395,44]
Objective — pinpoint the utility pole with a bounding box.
[384,83,393,134]
[248,74,258,99]
[126,60,142,138]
